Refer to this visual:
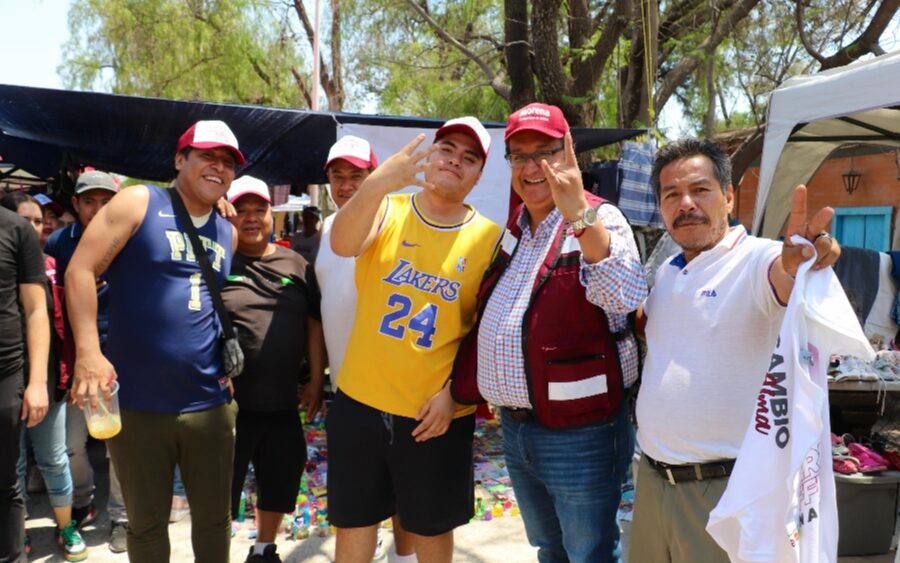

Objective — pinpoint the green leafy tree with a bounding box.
[61,0,307,106]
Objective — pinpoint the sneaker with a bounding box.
[72,503,98,529]
[57,520,88,561]
[373,527,387,560]
[108,521,128,553]
[245,544,282,562]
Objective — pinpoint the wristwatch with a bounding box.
[570,205,599,231]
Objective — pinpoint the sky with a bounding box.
[0,0,693,135]
[1,0,71,89]
[2,0,897,138]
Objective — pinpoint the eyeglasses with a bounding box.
[504,146,564,168]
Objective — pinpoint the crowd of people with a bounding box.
[0,103,844,563]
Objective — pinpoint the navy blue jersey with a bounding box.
[46,222,111,349]
[106,184,233,413]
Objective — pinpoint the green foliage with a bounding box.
[61,0,306,106]
[342,0,508,120]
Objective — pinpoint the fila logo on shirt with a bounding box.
[699,288,718,298]
[383,259,461,302]
[753,336,791,449]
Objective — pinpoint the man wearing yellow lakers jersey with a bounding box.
[328,117,501,563]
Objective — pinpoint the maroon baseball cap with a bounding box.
[176,120,245,165]
[504,103,570,141]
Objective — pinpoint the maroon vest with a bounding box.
[451,193,627,429]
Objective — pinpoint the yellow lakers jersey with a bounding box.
[340,192,502,418]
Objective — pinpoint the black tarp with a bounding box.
[0,84,645,188]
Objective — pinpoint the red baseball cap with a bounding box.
[324,136,378,170]
[176,120,245,165]
[435,116,491,159]
[504,103,569,141]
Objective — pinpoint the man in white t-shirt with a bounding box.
[630,138,841,563]
[313,135,417,563]
[315,136,378,384]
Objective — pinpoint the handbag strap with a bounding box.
[167,187,236,339]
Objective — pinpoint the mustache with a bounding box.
[674,213,709,227]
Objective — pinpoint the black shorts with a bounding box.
[326,390,475,536]
[231,409,307,516]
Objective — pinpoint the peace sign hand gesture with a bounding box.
[781,184,840,277]
[364,134,436,196]
[540,133,589,221]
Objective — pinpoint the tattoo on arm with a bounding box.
[97,235,123,273]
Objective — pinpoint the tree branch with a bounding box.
[794,0,827,65]
[505,0,533,108]
[291,65,313,108]
[818,0,899,69]
[531,0,567,107]
[653,0,760,116]
[405,0,510,100]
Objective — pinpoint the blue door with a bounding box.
[833,206,892,251]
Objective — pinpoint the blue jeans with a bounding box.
[501,405,633,563]
[173,465,185,497]
[17,401,72,508]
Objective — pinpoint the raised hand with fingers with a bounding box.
[364,134,437,196]
[540,132,612,263]
[781,184,840,277]
[540,132,588,222]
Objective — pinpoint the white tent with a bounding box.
[271,193,311,213]
[752,49,900,239]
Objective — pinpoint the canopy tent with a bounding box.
[0,84,645,225]
[752,50,900,239]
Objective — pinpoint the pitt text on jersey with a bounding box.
[165,230,227,272]
[382,259,461,302]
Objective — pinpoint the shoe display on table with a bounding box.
[72,503,98,529]
[849,442,890,473]
[832,455,860,475]
[109,521,128,553]
[57,520,88,561]
[245,544,283,562]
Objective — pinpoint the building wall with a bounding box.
[734,151,900,241]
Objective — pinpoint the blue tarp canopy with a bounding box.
[0,84,645,190]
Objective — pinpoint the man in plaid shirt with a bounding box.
[452,103,647,563]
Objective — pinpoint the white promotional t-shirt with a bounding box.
[707,237,874,563]
[638,226,784,464]
[314,214,357,386]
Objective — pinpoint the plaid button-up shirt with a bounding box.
[476,205,647,408]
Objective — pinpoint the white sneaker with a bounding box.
[373,527,387,560]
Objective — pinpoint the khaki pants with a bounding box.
[107,403,236,563]
[630,454,731,563]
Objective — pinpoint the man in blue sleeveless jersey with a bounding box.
[65,120,242,563]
